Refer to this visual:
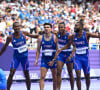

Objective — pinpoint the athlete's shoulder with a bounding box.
[53,33,58,39]
[70,34,75,40]
[52,30,58,35]
[38,35,43,42]
[85,31,91,37]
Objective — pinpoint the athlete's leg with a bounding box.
[50,68,57,90]
[21,57,30,90]
[74,56,82,90]
[7,57,20,90]
[84,74,90,90]
[82,56,90,90]
[57,61,64,90]
[66,62,74,90]
[23,70,31,90]
[82,54,90,90]
[7,69,16,90]
[40,67,48,90]
[75,70,81,90]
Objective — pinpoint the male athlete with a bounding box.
[0,22,39,90]
[53,22,75,90]
[35,23,58,90]
[55,21,100,90]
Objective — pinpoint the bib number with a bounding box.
[44,50,52,56]
[58,45,63,49]
[18,45,27,53]
[76,49,86,54]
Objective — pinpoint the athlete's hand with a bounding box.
[66,57,71,62]
[56,49,61,55]
[48,61,54,66]
[53,49,61,60]
[35,60,38,66]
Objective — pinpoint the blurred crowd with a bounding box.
[0,0,100,49]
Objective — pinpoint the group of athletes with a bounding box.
[0,20,100,90]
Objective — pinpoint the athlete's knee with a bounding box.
[85,74,90,80]
[9,70,15,78]
[57,70,61,77]
[68,71,74,78]
[24,70,30,79]
[76,74,81,80]
[53,75,57,82]
[40,75,45,80]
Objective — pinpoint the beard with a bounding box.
[14,29,20,33]
[59,29,65,34]
[74,28,80,33]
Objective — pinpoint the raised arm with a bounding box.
[52,30,58,37]
[35,36,42,65]
[48,34,58,66]
[87,32,100,38]
[23,31,39,38]
[0,36,12,56]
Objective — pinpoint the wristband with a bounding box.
[52,59,56,62]
[35,60,38,63]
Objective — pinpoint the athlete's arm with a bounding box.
[53,34,74,60]
[38,30,44,35]
[86,32,100,39]
[0,36,12,56]
[23,31,39,38]
[35,36,42,65]
[52,30,58,36]
[67,35,76,60]
[48,34,58,66]
[67,40,76,62]
[54,34,58,50]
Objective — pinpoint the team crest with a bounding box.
[42,42,44,44]
[75,38,77,40]
[14,40,16,42]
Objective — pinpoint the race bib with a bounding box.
[44,50,52,56]
[76,49,86,54]
[18,45,27,53]
[76,47,88,54]
[58,44,72,52]
[58,44,64,49]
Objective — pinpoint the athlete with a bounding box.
[0,22,39,90]
[52,22,75,90]
[55,21,100,90]
[0,68,7,90]
[35,23,58,90]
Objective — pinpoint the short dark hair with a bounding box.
[44,23,52,28]
[77,20,84,29]
[59,22,65,26]
[13,22,19,28]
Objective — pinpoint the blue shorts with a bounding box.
[57,52,73,64]
[0,81,7,89]
[10,56,29,71]
[74,54,90,74]
[41,57,57,69]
